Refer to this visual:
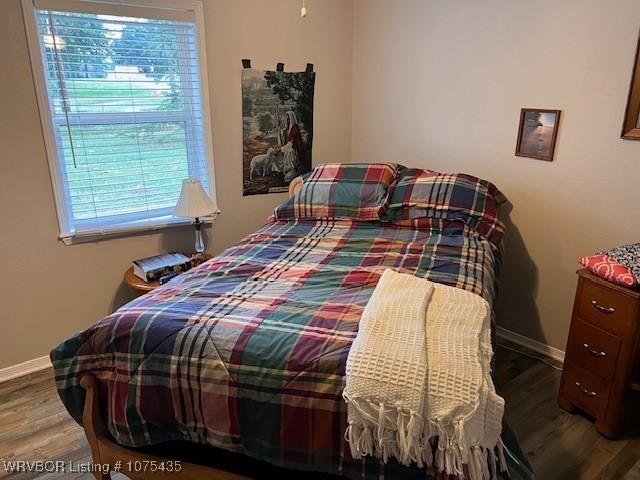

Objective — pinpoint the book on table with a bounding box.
[133,252,192,282]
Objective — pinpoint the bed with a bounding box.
[51,166,533,480]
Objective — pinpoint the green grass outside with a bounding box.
[61,122,189,219]
[52,78,178,114]
[51,77,198,220]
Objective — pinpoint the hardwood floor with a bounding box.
[494,342,640,480]
[0,344,638,479]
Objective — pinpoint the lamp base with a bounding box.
[194,217,205,255]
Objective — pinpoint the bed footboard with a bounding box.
[79,375,248,480]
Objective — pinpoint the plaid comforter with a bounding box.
[52,218,531,480]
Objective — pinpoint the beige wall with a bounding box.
[0,0,353,369]
[351,0,640,350]
[3,0,638,369]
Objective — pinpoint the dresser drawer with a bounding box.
[561,361,611,418]
[566,319,620,380]
[576,279,637,335]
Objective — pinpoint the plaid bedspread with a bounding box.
[51,218,531,480]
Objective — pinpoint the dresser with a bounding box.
[559,269,640,438]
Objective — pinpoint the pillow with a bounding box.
[274,163,403,221]
[578,254,638,287]
[382,168,506,245]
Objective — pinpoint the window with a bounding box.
[22,0,215,242]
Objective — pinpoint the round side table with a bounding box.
[124,253,213,295]
[124,267,159,294]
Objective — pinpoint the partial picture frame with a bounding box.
[621,30,640,140]
[515,108,561,162]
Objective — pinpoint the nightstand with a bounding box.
[124,253,213,295]
[559,269,640,438]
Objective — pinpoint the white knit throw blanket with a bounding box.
[343,269,506,480]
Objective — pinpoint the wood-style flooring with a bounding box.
[0,343,639,479]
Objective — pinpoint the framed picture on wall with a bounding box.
[515,108,561,161]
[621,31,640,140]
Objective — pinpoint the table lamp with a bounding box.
[173,179,219,256]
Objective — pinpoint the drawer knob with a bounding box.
[583,343,606,357]
[591,300,615,314]
[575,381,597,397]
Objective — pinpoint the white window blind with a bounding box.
[25,0,214,240]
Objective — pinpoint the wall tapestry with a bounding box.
[242,63,315,195]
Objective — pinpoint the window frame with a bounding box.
[21,0,217,244]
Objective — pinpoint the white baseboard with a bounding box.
[0,355,52,383]
[496,326,565,364]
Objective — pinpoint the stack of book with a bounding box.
[132,252,192,282]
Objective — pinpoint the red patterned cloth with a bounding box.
[578,254,638,287]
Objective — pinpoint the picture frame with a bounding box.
[515,108,561,161]
[621,30,640,140]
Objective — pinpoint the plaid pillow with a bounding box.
[274,163,403,221]
[383,168,506,245]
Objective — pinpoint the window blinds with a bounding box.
[33,5,212,237]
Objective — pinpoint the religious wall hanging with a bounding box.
[241,60,315,195]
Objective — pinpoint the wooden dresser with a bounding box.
[559,269,640,438]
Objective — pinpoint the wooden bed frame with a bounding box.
[288,175,303,196]
[78,178,307,479]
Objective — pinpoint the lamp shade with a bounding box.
[173,179,219,218]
